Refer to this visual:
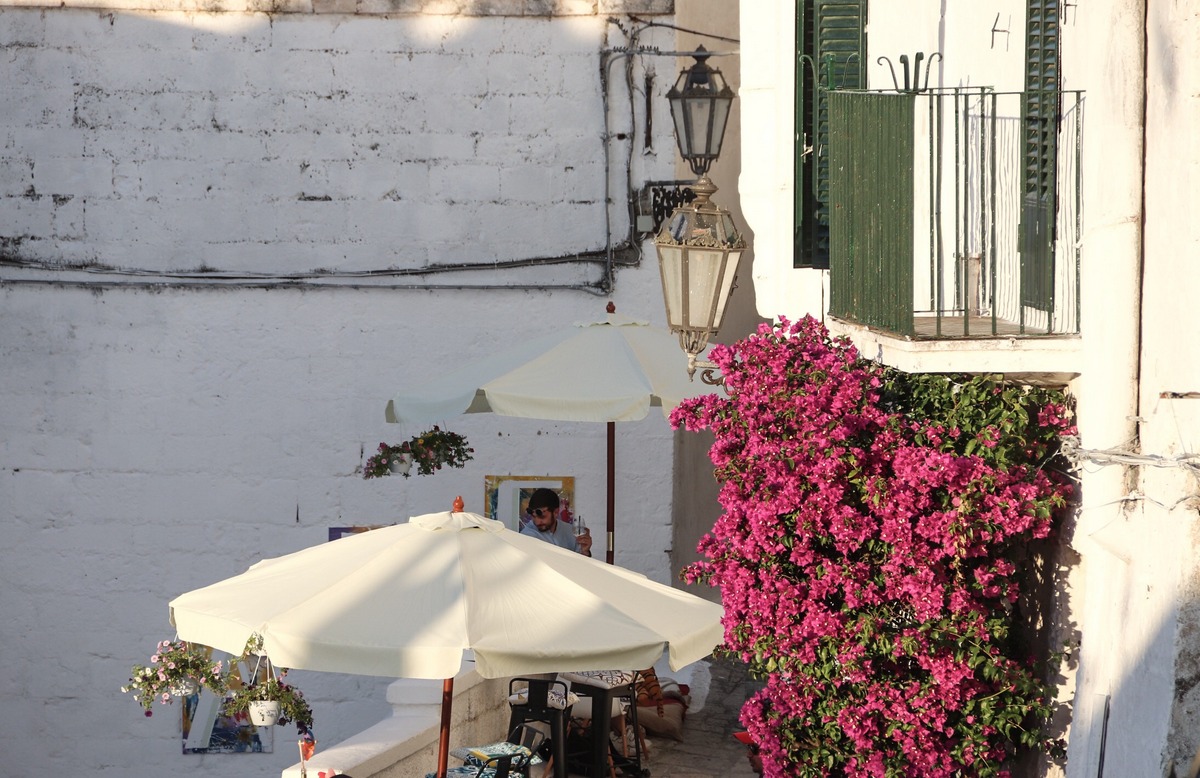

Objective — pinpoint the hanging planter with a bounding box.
[248,700,282,727]
[168,678,200,698]
[362,427,473,479]
[121,639,229,717]
[222,635,315,737]
[387,452,413,476]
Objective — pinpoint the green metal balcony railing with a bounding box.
[826,88,1084,339]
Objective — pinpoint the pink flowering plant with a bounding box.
[363,426,474,478]
[122,640,229,715]
[671,317,1075,777]
[363,441,414,478]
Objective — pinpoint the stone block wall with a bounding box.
[0,2,676,288]
[0,3,699,776]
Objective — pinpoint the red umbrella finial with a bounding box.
[452,495,464,513]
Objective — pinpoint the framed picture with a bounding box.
[328,525,390,542]
[182,649,272,754]
[484,475,576,532]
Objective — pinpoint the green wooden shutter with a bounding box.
[795,0,866,269]
[813,0,866,242]
[794,4,811,266]
[1019,0,1059,311]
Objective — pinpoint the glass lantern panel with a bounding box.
[670,99,693,158]
[686,248,726,330]
[689,211,719,243]
[712,248,743,328]
[684,97,716,155]
[708,99,731,158]
[666,211,688,242]
[656,243,684,328]
[719,213,740,245]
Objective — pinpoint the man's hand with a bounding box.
[576,530,594,557]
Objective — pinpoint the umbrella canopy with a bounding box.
[385,314,717,425]
[383,315,722,562]
[169,510,725,777]
[168,510,724,679]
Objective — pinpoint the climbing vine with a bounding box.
[671,317,1074,777]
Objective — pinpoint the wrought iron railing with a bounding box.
[826,87,1084,338]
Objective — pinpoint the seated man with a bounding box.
[520,488,593,557]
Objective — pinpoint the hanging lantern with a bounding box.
[665,45,735,177]
[653,176,744,382]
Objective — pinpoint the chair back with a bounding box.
[476,751,521,778]
[507,677,571,720]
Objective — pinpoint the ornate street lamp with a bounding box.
[654,47,744,384]
[665,45,734,177]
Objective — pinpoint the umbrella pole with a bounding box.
[437,678,453,778]
[606,421,615,565]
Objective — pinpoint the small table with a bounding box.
[558,670,643,778]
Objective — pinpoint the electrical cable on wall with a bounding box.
[2,15,736,295]
[1061,435,1200,476]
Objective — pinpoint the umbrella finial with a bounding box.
[452,495,464,513]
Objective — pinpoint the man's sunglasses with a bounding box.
[530,507,552,517]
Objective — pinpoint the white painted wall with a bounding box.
[741,1,1200,775]
[0,5,694,776]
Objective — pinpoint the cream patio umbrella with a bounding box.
[168,508,725,777]
[384,313,722,563]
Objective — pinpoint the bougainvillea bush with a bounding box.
[671,317,1074,777]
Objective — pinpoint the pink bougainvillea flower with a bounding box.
[672,316,1073,776]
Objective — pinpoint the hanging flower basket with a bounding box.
[363,426,473,479]
[121,639,229,716]
[248,700,282,727]
[168,678,200,698]
[222,635,315,737]
[387,452,413,475]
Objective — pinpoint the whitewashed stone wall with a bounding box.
[0,4,705,776]
[0,2,674,287]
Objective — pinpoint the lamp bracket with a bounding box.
[685,354,725,386]
[635,182,697,236]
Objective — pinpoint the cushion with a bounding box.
[462,740,537,768]
[569,695,625,721]
[507,687,578,710]
[558,669,637,689]
[658,678,690,706]
[427,768,506,778]
[637,697,686,741]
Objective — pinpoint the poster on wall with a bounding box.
[328,525,391,542]
[484,475,576,533]
[181,649,273,754]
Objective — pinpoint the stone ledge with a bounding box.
[280,667,511,778]
[0,0,673,14]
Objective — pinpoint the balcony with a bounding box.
[823,88,1084,384]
